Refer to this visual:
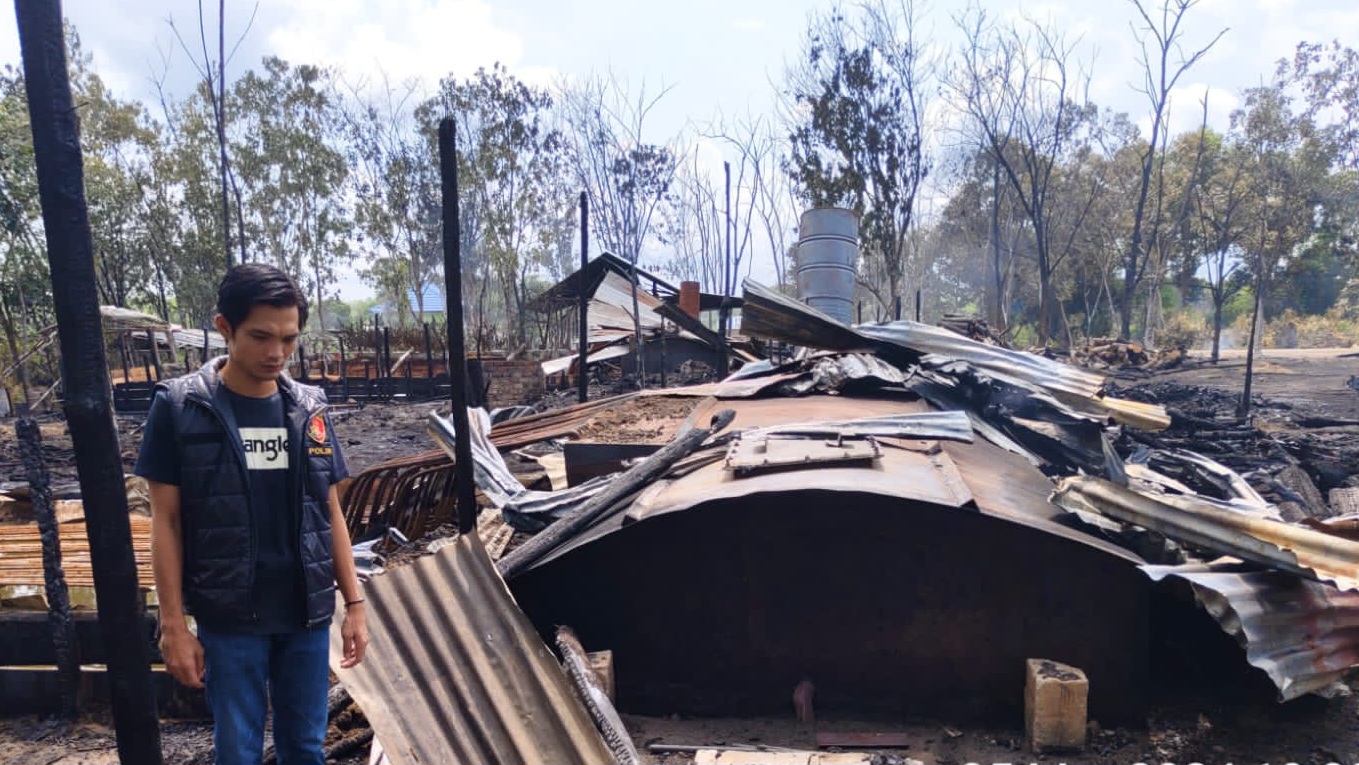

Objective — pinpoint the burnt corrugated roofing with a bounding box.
[328,533,614,765]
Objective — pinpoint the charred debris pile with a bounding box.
[325,279,1359,765]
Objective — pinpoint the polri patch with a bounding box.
[307,414,328,445]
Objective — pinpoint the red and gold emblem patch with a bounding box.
[306,414,328,445]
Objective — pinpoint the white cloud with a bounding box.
[732,18,767,33]
[267,0,531,89]
[1162,83,1240,137]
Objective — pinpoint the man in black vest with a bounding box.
[137,263,368,765]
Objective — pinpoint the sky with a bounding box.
[2,0,1358,300]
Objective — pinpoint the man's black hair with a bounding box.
[216,263,310,331]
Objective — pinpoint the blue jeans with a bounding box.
[198,626,330,765]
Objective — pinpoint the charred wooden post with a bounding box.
[338,337,349,401]
[423,322,434,383]
[17,418,79,718]
[16,1,164,759]
[382,327,393,401]
[118,333,131,384]
[719,162,732,378]
[141,342,153,384]
[1239,273,1264,419]
[148,330,163,381]
[578,191,589,403]
[439,118,478,536]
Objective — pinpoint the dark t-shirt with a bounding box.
[135,385,348,634]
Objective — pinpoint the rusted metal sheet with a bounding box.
[509,488,1152,723]
[1144,564,1359,700]
[626,438,973,521]
[488,392,641,450]
[1054,475,1359,591]
[340,450,457,540]
[724,433,883,477]
[739,278,872,352]
[329,532,614,765]
[564,443,661,486]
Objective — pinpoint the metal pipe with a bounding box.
[16,1,163,758]
[439,118,478,536]
[578,191,589,404]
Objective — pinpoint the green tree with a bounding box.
[421,65,571,347]
[341,76,443,328]
[230,57,352,330]
[784,0,930,315]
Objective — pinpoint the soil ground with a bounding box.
[2,348,1358,764]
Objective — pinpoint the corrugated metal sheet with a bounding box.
[857,322,1105,399]
[592,270,666,331]
[739,279,1169,431]
[429,410,616,529]
[1054,475,1359,591]
[525,395,1141,569]
[1144,564,1359,700]
[541,343,633,377]
[406,284,445,314]
[486,392,642,451]
[739,278,874,352]
[328,532,614,765]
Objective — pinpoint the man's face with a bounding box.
[216,304,301,383]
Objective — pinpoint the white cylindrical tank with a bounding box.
[795,207,859,325]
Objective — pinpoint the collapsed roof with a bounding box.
[485,279,1359,700]
[338,278,1359,764]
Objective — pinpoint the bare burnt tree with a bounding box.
[710,113,800,291]
[167,0,259,267]
[559,72,679,380]
[662,149,726,292]
[949,9,1094,345]
[1121,0,1226,340]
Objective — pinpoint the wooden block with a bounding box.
[1025,658,1088,753]
[587,649,614,704]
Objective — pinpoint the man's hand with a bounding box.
[160,626,205,688]
[340,604,369,669]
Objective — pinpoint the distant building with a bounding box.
[368,283,446,324]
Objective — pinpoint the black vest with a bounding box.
[160,359,338,629]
